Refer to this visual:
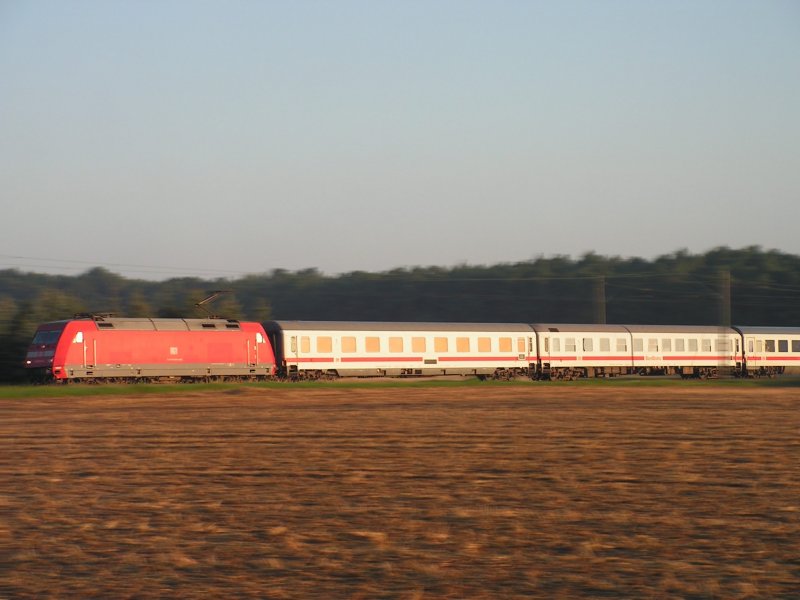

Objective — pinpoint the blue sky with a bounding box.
[1,1,798,279]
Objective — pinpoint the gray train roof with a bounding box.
[264,320,534,333]
[623,324,737,334]
[529,323,629,333]
[81,317,242,331]
[733,326,800,335]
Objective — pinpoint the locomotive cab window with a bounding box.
[33,330,62,345]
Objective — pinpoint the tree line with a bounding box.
[2,246,799,382]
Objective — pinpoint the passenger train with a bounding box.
[24,315,800,382]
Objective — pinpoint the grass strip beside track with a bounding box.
[1,375,799,399]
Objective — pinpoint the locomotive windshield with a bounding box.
[31,329,63,345]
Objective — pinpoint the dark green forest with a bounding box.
[2,246,799,382]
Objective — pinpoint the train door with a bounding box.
[73,330,95,368]
[744,335,764,375]
[539,334,556,378]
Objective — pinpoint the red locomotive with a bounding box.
[25,315,275,383]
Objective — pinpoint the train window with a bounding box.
[544,338,549,353]
[552,338,561,352]
[317,337,332,353]
[301,336,311,353]
[412,337,426,352]
[518,338,526,353]
[434,337,448,352]
[793,340,800,353]
[616,338,627,352]
[748,340,754,353]
[633,338,643,352]
[765,340,775,352]
[600,338,610,352]
[756,340,763,353]
[456,337,470,352]
[342,337,357,353]
[778,340,789,353]
[702,339,712,352]
[34,330,62,344]
[675,339,685,352]
[565,338,576,352]
[648,339,658,352]
[662,339,672,352]
[583,338,593,352]
[73,332,84,344]
[389,337,404,353]
[365,337,380,353]
[477,337,491,352]
[291,336,297,353]
[716,339,732,352]
[499,337,512,352]
[688,339,698,352]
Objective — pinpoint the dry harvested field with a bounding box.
[1,384,799,599]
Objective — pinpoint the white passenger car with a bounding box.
[263,321,536,379]
[530,324,633,379]
[735,326,800,377]
[625,325,741,378]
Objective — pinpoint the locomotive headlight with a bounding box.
[25,360,31,365]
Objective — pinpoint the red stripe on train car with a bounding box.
[437,356,532,362]
[340,356,423,363]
